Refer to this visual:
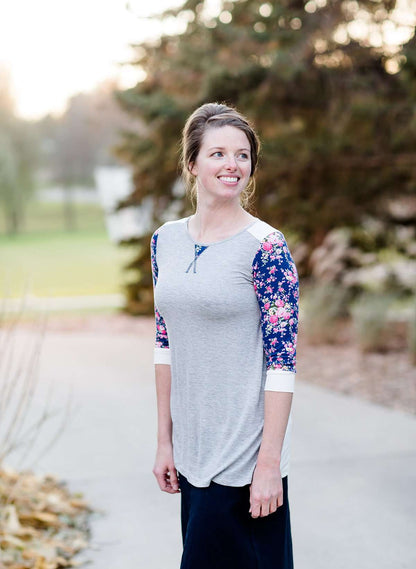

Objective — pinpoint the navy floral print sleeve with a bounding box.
[252,231,299,391]
[150,230,170,361]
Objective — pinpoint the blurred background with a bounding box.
[1,1,416,567]
[1,0,416,318]
[1,0,416,330]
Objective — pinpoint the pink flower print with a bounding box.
[286,271,297,284]
[270,266,277,274]
[276,298,284,307]
[157,323,167,334]
[264,302,270,310]
[262,241,273,251]
[266,286,273,293]
[269,314,279,324]
[271,338,278,346]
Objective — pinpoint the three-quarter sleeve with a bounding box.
[252,231,299,392]
[150,230,171,365]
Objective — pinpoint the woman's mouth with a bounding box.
[218,176,239,185]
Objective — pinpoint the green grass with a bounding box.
[0,200,106,235]
[0,201,136,298]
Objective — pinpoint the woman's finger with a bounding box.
[169,467,180,492]
[154,467,173,493]
[269,499,278,515]
[260,501,270,517]
[250,503,261,518]
[154,470,167,491]
[163,473,177,493]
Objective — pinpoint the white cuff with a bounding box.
[265,369,295,392]
[154,347,171,365]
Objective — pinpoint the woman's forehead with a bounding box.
[201,125,250,149]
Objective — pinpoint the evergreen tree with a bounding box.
[114,0,416,313]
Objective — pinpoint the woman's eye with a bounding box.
[211,151,249,159]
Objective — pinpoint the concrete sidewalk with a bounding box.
[5,328,416,569]
[2,293,124,313]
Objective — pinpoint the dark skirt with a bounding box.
[178,472,293,569]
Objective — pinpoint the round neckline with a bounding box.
[185,215,259,246]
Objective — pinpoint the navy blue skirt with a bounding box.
[178,472,293,569]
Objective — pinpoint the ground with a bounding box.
[13,311,416,416]
[2,310,416,568]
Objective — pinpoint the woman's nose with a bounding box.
[225,155,237,170]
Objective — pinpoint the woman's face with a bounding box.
[189,125,252,204]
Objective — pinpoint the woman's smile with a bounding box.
[218,175,240,185]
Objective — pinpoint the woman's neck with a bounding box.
[189,201,255,243]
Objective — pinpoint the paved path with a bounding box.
[2,293,124,313]
[4,327,416,569]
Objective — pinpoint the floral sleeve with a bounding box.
[252,231,299,392]
[150,230,171,363]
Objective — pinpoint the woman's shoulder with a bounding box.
[246,219,296,268]
[246,218,285,244]
[151,216,188,240]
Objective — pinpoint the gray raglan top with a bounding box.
[151,216,299,488]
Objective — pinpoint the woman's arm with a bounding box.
[249,391,292,518]
[150,229,179,493]
[250,229,299,518]
[152,363,180,494]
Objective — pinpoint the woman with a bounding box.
[150,102,299,569]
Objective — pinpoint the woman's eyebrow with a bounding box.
[207,146,251,152]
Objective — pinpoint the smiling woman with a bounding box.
[187,125,252,217]
[182,104,260,221]
[150,102,299,569]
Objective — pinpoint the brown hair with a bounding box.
[180,102,260,210]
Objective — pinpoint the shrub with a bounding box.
[301,282,351,345]
[408,300,416,366]
[350,292,398,353]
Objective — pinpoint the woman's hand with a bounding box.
[153,441,180,494]
[249,462,283,518]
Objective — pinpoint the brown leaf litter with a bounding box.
[0,467,93,569]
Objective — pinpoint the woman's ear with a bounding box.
[189,161,197,176]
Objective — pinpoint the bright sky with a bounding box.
[0,0,190,119]
[0,0,414,120]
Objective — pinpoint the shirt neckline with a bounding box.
[185,215,259,247]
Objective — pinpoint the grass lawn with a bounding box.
[0,200,107,234]
[0,202,137,298]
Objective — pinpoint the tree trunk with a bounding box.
[5,203,21,236]
[63,186,77,231]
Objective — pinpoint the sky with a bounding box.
[0,0,197,119]
[0,0,414,120]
